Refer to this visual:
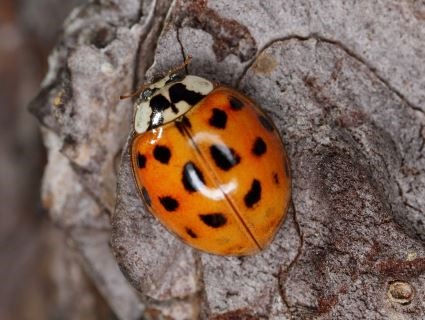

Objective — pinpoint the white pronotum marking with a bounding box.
[133,75,214,134]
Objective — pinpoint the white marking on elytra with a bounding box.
[192,132,235,161]
[190,132,238,198]
[191,132,224,147]
[186,166,237,200]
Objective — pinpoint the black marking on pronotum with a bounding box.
[153,145,171,164]
[273,172,279,185]
[159,196,179,211]
[141,187,151,206]
[169,83,205,106]
[185,227,198,238]
[258,114,274,132]
[209,108,227,129]
[252,137,267,156]
[229,96,244,110]
[148,93,177,128]
[137,153,146,168]
[244,179,262,208]
[150,94,170,111]
[210,144,240,171]
[199,213,227,228]
[182,161,205,192]
[170,103,179,114]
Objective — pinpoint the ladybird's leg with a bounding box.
[167,55,192,77]
[120,83,151,100]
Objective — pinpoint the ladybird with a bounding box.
[128,58,291,255]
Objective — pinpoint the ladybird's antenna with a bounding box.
[168,55,192,76]
[120,83,150,100]
[120,56,192,100]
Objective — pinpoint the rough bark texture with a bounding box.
[30,0,425,319]
[0,0,120,319]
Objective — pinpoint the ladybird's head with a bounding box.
[134,73,214,133]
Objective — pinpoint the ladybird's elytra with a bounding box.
[130,65,291,256]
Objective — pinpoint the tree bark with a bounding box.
[31,0,425,319]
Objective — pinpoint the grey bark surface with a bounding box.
[30,0,425,319]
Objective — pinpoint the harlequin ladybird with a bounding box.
[128,58,291,255]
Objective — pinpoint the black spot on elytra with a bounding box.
[175,116,192,135]
[159,196,179,211]
[175,122,184,135]
[273,172,279,185]
[136,153,146,168]
[150,94,170,111]
[169,83,205,106]
[229,96,244,110]
[153,145,171,164]
[258,114,274,132]
[209,108,227,129]
[252,137,267,156]
[141,187,151,206]
[185,227,198,238]
[244,179,262,208]
[182,162,205,192]
[199,213,227,228]
[182,116,192,128]
[210,144,240,171]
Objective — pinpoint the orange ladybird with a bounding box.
[129,60,291,256]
